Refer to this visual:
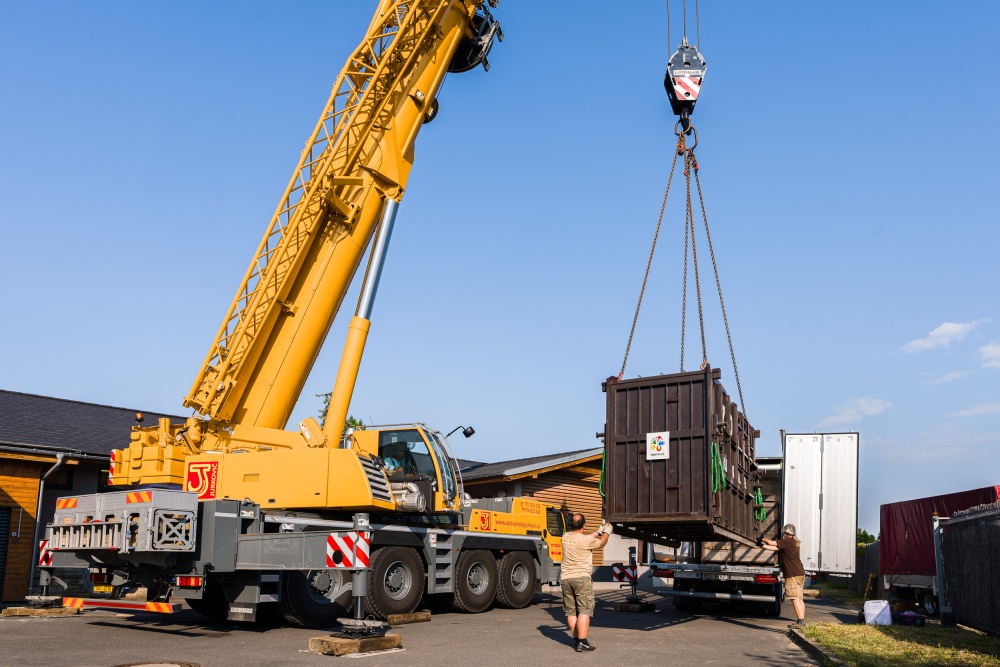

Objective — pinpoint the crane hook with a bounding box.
[664,37,707,130]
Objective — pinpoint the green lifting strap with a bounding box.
[710,441,728,492]
[754,487,767,521]
[599,450,606,498]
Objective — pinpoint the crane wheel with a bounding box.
[184,584,229,621]
[451,549,497,613]
[494,551,536,609]
[365,546,425,620]
[277,569,349,629]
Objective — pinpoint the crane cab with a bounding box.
[352,424,463,514]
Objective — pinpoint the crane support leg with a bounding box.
[324,199,401,441]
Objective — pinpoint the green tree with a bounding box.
[857,528,876,544]
[316,392,364,434]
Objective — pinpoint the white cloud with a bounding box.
[932,370,973,384]
[979,340,1000,369]
[902,319,990,353]
[950,401,1000,418]
[866,430,1000,462]
[817,397,892,429]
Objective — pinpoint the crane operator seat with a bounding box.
[381,441,418,477]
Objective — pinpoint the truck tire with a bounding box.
[365,546,424,620]
[452,549,498,613]
[673,597,703,613]
[922,590,939,616]
[185,584,229,621]
[495,551,536,609]
[278,570,350,629]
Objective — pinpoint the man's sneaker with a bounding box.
[575,641,597,652]
[788,619,806,629]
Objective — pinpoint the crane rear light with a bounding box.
[755,574,778,584]
[175,576,203,588]
[652,568,674,578]
[89,572,108,584]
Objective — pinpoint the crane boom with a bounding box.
[110,1,501,502]
[184,0,479,430]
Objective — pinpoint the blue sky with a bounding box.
[2,2,998,534]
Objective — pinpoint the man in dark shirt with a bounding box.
[763,523,807,627]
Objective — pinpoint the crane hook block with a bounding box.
[664,39,707,124]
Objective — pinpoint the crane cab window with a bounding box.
[546,508,566,537]
[379,430,436,480]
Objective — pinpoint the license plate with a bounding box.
[92,584,114,593]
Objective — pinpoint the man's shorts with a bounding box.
[785,575,805,601]
[561,577,595,616]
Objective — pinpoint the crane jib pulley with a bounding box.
[664,38,706,129]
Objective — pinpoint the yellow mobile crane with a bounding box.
[112,1,497,513]
[43,1,571,629]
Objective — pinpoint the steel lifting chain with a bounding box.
[683,144,709,371]
[692,152,746,418]
[618,122,747,423]
[618,132,686,380]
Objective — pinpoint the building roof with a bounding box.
[0,390,186,458]
[460,447,603,482]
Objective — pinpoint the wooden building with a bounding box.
[0,390,182,601]
[461,448,636,571]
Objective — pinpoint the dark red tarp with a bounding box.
[879,486,1000,576]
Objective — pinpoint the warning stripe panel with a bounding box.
[126,491,153,504]
[325,531,372,568]
[672,77,702,100]
[56,498,78,510]
[611,564,637,582]
[38,540,53,566]
[62,597,180,613]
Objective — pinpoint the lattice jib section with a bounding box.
[186,1,449,417]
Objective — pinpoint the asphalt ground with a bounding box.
[0,588,855,667]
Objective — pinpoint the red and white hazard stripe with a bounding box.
[611,563,637,583]
[108,450,116,486]
[325,531,371,569]
[38,540,54,566]
[671,76,702,101]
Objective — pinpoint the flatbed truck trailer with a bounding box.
[653,433,859,614]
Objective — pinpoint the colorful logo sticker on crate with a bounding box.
[646,431,670,461]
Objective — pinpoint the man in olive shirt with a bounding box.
[763,523,807,627]
[560,513,612,652]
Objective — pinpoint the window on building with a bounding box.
[45,466,75,490]
[97,468,112,492]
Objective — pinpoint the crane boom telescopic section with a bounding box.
[184,0,481,430]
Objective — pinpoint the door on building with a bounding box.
[0,507,10,596]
